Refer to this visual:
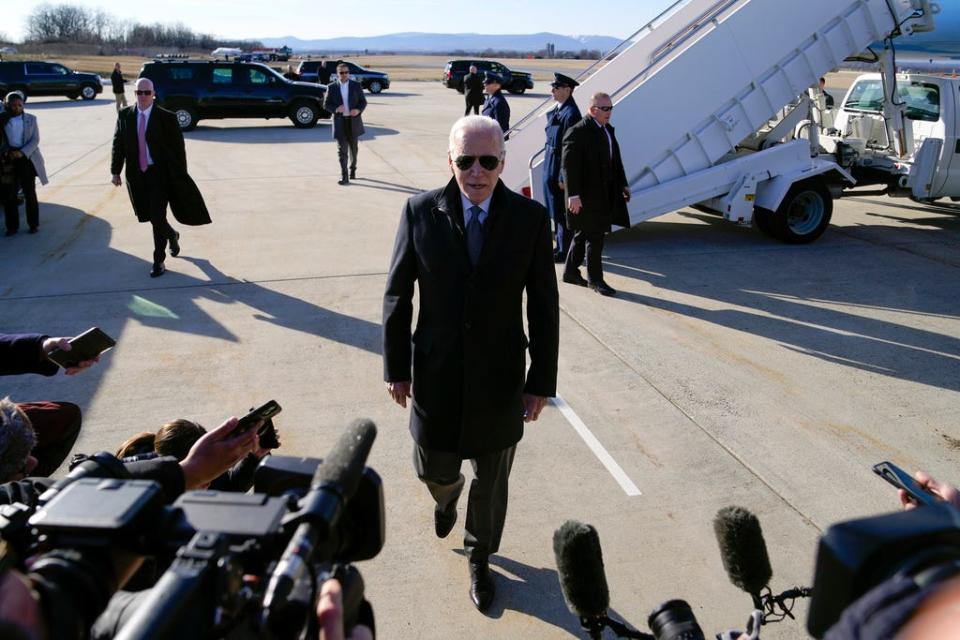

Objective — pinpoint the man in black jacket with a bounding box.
[561,92,631,297]
[111,78,211,278]
[323,63,367,185]
[383,115,559,612]
[110,63,127,112]
[463,65,484,116]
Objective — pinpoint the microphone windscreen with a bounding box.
[312,418,377,499]
[714,506,773,596]
[553,520,610,618]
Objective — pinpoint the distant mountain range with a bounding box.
[260,32,622,54]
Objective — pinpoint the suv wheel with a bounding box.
[368,80,383,94]
[290,101,319,128]
[173,105,199,131]
[508,83,526,95]
[66,92,80,100]
[80,84,97,100]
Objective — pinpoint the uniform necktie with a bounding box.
[466,205,484,267]
[137,111,148,172]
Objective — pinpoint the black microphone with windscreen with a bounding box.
[554,519,610,626]
[713,506,773,609]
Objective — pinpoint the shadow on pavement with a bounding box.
[349,177,424,196]
[596,206,960,392]
[23,98,109,110]
[186,123,399,143]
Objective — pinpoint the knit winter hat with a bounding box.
[0,398,36,481]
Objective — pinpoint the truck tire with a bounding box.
[289,101,319,128]
[753,207,776,236]
[770,179,833,244]
[172,105,199,131]
[367,80,383,94]
[80,84,97,100]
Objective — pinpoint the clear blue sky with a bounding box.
[2,1,675,42]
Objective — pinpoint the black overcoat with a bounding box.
[463,73,485,106]
[382,178,559,457]
[561,115,630,232]
[110,105,211,226]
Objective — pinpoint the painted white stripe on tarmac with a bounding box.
[552,394,642,497]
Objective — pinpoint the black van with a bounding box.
[139,60,330,131]
[441,60,534,95]
[0,61,103,100]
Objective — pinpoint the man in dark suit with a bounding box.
[561,91,631,297]
[111,78,210,277]
[543,73,582,263]
[463,65,484,116]
[481,74,510,133]
[383,115,559,613]
[323,63,367,185]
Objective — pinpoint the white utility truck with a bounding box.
[503,0,942,243]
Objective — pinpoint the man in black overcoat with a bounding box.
[323,63,367,185]
[463,65,484,116]
[561,91,631,296]
[383,115,559,613]
[111,78,210,277]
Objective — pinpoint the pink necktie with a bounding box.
[137,112,148,172]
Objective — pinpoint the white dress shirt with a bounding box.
[4,115,24,148]
[339,80,351,116]
[461,193,492,227]
[137,104,155,166]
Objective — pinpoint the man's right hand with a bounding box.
[111,174,122,186]
[179,417,259,489]
[899,471,960,510]
[386,381,411,408]
[567,196,582,214]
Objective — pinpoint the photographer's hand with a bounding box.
[899,471,960,510]
[316,578,374,640]
[41,336,100,375]
[180,417,259,489]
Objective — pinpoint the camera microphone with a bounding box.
[553,520,610,639]
[262,419,377,620]
[713,506,773,608]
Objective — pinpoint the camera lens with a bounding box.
[648,599,705,640]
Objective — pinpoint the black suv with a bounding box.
[442,60,533,95]
[296,60,390,93]
[139,60,331,131]
[0,60,103,100]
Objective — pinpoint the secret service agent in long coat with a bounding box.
[463,69,485,116]
[543,73,582,262]
[561,110,630,294]
[481,75,510,133]
[323,73,367,183]
[383,177,559,458]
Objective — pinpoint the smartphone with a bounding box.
[258,418,281,450]
[235,400,282,436]
[872,461,940,507]
[47,327,116,368]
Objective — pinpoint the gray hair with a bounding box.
[448,115,505,156]
[589,91,611,107]
[0,398,35,481]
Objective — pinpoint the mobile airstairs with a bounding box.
[504,0,937,243]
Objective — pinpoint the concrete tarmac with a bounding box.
[2,82,959,639]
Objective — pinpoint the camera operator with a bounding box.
[824,470,960,640]
[1,332,99,477]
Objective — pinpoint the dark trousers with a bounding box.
[565,229,606,284]
[3,156,39,232]
[546,184,571,259]
[464,100,480,116]
[337,120,359,177]
[414,444,517,562]
[142,166,176,266]
[19,401,82,476]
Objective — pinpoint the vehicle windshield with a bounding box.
[843,79,940,122]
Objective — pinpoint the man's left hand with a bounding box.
[41,337,99,375]
[623,187,631,203]
[349,108,360,117]
[522,394,548,422]
[10,150,23,159]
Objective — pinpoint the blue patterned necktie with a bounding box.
[466,205,484,267]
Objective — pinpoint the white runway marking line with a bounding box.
[552,395,642,497]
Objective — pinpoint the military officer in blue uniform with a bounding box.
[543,73,582,263]
[481,73,510,133]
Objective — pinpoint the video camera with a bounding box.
[553,468,960,639]
[0,418,385,640]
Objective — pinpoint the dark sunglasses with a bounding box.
[454,155,500,171]
[338,71,350,75]
[594,105,613,112]
[135,90,153,96]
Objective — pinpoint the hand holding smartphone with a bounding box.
[235,400,282,450]
[872,461,940,507]
[46,328,115,369]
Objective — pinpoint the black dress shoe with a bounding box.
[349,168,356,179]
[150,263,166,278]
[338,177,350,185]
[469,560,495,612]
[28,227,37,234]
[590,281,616,296]
[169,231,180,257]
[553,253,566,264]
[562,272,588,287]
[434,502,457,538]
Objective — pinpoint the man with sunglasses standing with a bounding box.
[324,63,367,185]
[383,115,558,613]
[561,92,631,296]
[111,78,210,277]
